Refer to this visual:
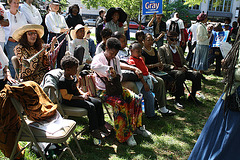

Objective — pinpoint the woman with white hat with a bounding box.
[13,24,56,84]
[45,0,68,68]
[3,0,27,78]
[69,24,92,64]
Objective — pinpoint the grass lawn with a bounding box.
[0,65,224,160]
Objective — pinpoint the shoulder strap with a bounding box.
[96,72,107,84]
[110,58,118,74]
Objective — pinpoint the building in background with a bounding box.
[187,0,240,23]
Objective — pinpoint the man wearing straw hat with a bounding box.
[69,24,92,64]
[12,24,56,84]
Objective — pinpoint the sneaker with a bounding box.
[99,126,110,136]
[126,135,137,146]
[174,101,184,109]
[90,129,103,139]
[158,109,176,116]
[135,125,152,138]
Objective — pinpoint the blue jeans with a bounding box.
[5,40,18,78]
[141,87,155,117]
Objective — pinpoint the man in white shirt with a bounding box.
[20,0,42,25]
[186,22,199,68]
[166,12,184,46]
[0,3,9,49]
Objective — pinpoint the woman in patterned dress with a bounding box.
[12,24,56,84]
[91,37,151,146]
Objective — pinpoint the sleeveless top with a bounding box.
[141,47,158,72]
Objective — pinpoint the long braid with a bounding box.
[222,29,240,112]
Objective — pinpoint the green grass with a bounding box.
[0,37,224,160]
[0,65,224,160]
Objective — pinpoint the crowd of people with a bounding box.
[1,0,240,158]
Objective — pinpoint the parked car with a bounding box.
[129,21,145,30]
[84,19,96,26]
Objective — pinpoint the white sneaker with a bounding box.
[135,125,152,138]
[126,135,137,146]
[174,102,184,109]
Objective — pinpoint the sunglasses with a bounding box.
[169,38,179,41]
[27,31,38,36]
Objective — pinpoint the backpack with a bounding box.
[169,19,180,35]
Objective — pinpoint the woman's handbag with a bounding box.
[97,58,123,97]
[103,74,123,96]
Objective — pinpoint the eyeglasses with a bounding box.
[27,31,38,36]
[169,38,179,42]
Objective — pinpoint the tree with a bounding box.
[82,0,201,24]
[32,0,69,15]
[82,0,142,21]
[164,0,197,23]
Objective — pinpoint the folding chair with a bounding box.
[80,72,113,121]
[9,97,82,160]
[41,69,88,119]
[183,81,197,105]
[47,86,88,119]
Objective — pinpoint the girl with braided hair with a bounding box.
[188,31,240,160]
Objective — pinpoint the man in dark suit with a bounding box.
[159,31,202,108]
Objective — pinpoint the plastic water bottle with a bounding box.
[195,92,205,99]
[93,138,102,146]
[141,98,145,112]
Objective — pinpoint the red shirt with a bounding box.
[128,56,149,76]
[183,28,188,43]
[172,51,182,69]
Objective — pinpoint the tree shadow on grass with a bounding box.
[63,116,157,160]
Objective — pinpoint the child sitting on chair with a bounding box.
[58,55,109,139]
[128,42,176,118]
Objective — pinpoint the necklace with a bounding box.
[143,46,155,56]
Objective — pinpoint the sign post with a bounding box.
[142,0,162,15]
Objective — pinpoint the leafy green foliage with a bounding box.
[82,0,199,24]
[163,0,197,23]
[82,0,142,21]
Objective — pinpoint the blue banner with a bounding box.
[211,31,229,47]
[142,0,162,15]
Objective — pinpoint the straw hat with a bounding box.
[70,24,89,40]
[12,24,44,42]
